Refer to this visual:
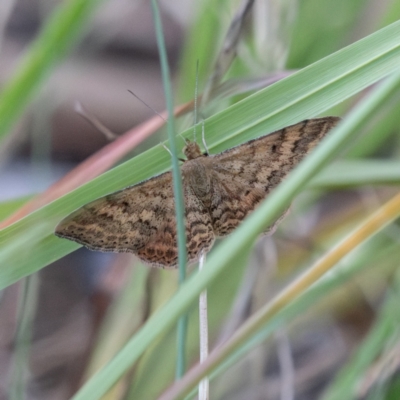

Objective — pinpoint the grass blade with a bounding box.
[70,46,400,400]
[2,21,400,288]
[0,0,103,144]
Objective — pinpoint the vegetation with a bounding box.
[1,0,400,399]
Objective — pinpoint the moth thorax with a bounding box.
[183,142,203,160]
[188,162,210,198]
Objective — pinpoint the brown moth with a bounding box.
[55,117,340,268]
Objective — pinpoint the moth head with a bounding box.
[183,141,203,160]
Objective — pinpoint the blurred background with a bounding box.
[1,0,400,399]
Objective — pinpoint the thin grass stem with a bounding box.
[198,253,209,400]
[150,0,188,379]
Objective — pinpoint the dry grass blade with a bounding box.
[202,0,255,104]
[158,191,400,400]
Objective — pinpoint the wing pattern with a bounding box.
[55,117,339,267]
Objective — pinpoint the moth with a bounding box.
[55,117,339,268]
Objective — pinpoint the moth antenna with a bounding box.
[161,143,173,157]
[161,142,185,162]
[193,60,199,142]
[201,119,209,155]
[75,101,118,140]
[179,133,189,145]
[128,90,166,122]
[128,90,188,150]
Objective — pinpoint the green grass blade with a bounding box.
[0,196,31,220]
[150,0,187,273]
[0,0,103,145]
[70,55,400,400]
[150,0,188,378]
[184,239,400,399]
[155,67,400,400]
[2,21,400,289]
[311,160,400,188]
[323,271,400,400]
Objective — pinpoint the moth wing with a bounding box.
[206,117,339,236]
